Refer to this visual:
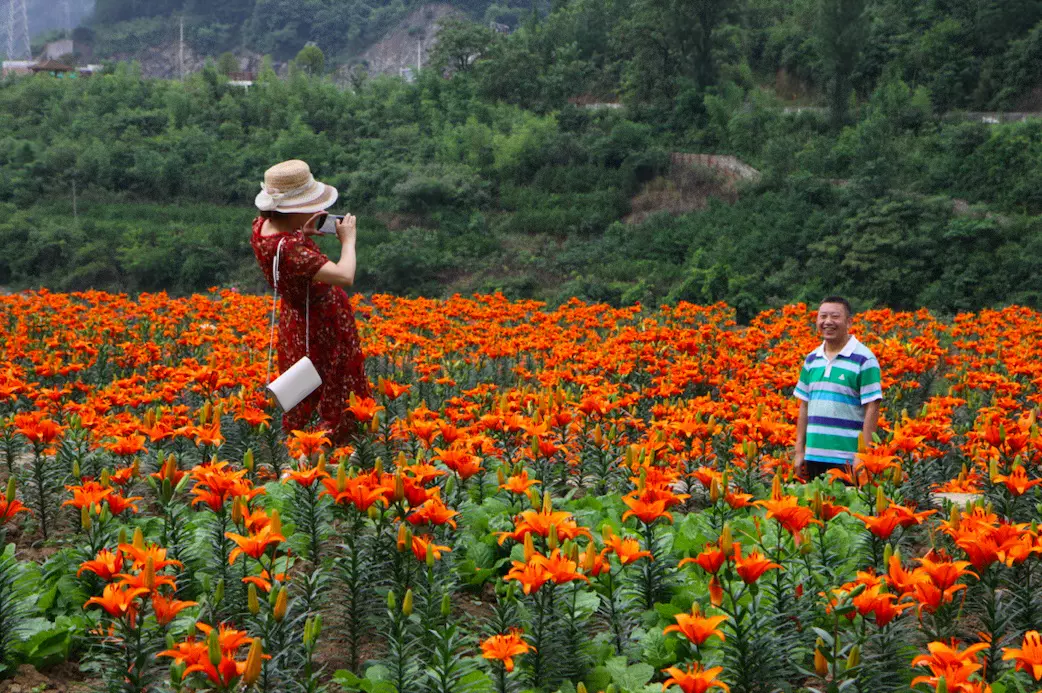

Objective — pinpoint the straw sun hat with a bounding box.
[255,160,338,214]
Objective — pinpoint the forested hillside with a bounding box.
[5,0,1042,317]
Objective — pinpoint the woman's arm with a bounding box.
[313,214,357,287]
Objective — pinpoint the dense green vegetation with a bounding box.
[5,0,1042,317]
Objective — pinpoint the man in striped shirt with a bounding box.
[793,296,883,480]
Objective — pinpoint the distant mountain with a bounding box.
[81,0,532,64]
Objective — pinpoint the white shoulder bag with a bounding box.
[266,237,322,411]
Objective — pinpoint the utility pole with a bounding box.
[7,0,31,60]
[417,39,422,71]
[179,15,185,80]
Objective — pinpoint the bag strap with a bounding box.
[265,237,313,385]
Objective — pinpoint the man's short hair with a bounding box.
[819,296,853,317]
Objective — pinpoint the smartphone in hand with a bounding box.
[313,214,345,235]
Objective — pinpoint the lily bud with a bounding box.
[814,638,828,676]
[883,543,893,567]
[989,457,999,482]
[426,548,435,570]
[602,524,613,543]
[387,590,397,612]
[5,478,14,505]
[592,425,603,446]
[207,628,222,667]
[846,644,861,669]
[496,467,506,486]
[531,435,540,459]
[709,575,723,607]
[523,533,535,562]
[199,402,211,427]
[71,460,80,479]
[720,523,733,555]
[393,473,405,503]
[270,510,282,535]
[397,524,410,552]
[214,579,225,607]
[248,583,260,615]
[542,491,552,513]
[273,585,288,621]
[118,527,127,546]
[771,473,782,500]
[812,489,823,518]
[100,468,111,488]
[949,505,961,528]
[891,460,903,485]
[243,638,263,685]
[577,684,588,693]
[243,448,254,472]
[440,593,451,618]
[528,489,540,508]
[368,505,380,521]
[133,527,145,551]
[370,414,380,435]
[143,557,156,591]
[80,505,91,531]
[402,589,413,616]
[582,543,597,572]
[231,497,243,525]
[304,616,316,647]
[317,453,327,474]
[875,485,886,515]
[547,524,559,552]
[709,477,721,503]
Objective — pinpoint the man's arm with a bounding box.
[861,399,881,448]
[795,399,808,475]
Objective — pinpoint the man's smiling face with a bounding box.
[817,302,851,343]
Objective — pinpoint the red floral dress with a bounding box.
[251,218,371,444]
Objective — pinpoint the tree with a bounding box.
[296,44,326,76]
[429,18,496,74]
[216,52,239,76]
[816,0,868,128]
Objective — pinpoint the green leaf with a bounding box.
[605,655,655,692]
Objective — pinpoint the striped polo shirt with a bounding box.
[793,336,883,465]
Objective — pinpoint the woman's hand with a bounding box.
[336,214,356,245]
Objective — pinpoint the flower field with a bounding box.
[0,289,1040,693]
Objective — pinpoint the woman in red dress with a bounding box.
[250,160,371,445]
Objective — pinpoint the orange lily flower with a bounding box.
[0,498,29,523]
[84,583,148,619]
[283,463,330,488]
[733,543,781,584]
[663,603,727,646]
[480,629,532,672]
[500,469,540,495]
[679,544,726,574]
[78,549,124,581]
[504,558,552,595]
[661,662,730,693]
[411,534,452,562]
[992,466,1042,496]
[286,430,332,459]
[1002,630,1042,681]
[622,492,673,525]
[105,493,142,516]
[911,641,989,692]
[225,526,286,564]
[407,496,459,528]
[604,532,652,565]
[152,593,198,625]
[756,494,820,535]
